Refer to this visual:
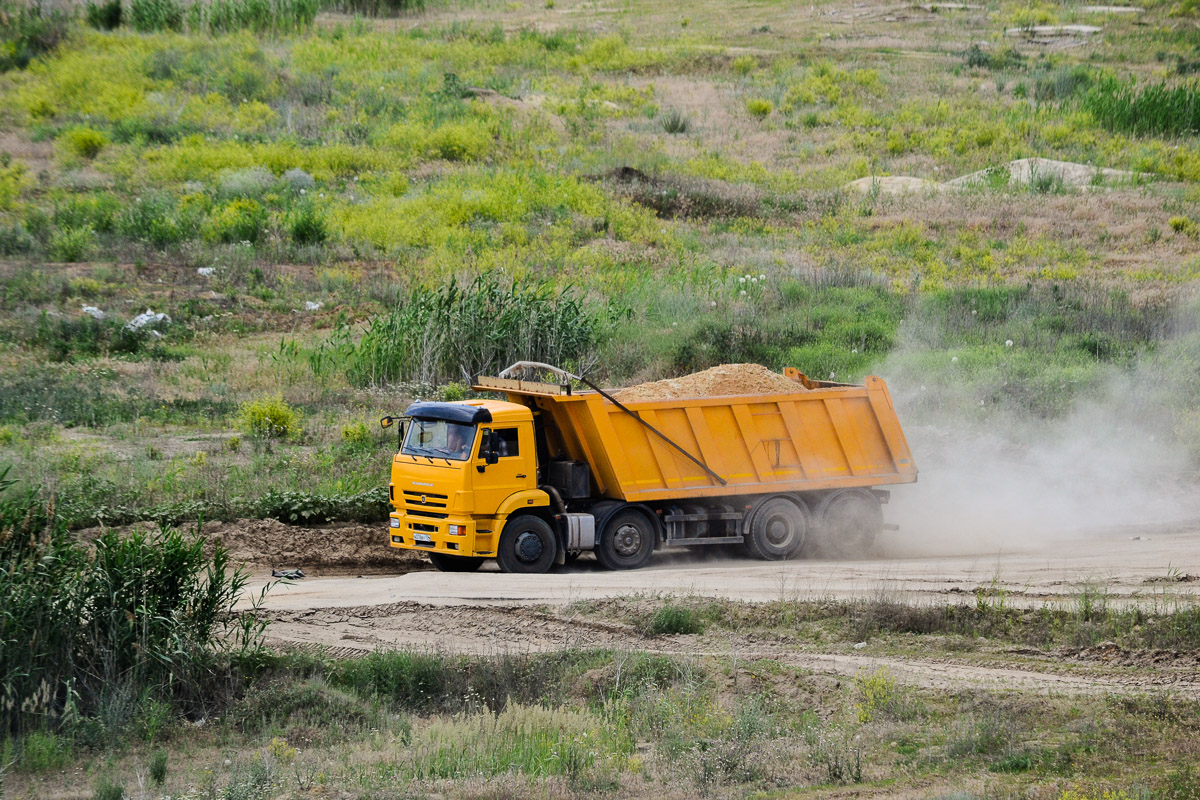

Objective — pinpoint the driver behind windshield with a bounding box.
[445,425,470,459]
[402,419,476,461]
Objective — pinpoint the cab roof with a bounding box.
[404,399,531,425]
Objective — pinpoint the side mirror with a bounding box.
[380,416,405,450]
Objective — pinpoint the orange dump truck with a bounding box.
[382,362,917,573]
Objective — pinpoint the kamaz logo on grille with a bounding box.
[420,495,427,503]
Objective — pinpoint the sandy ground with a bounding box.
[240,519,1200,696]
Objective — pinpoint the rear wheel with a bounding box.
[595,508,655,570]
[428,552,485,572]
[817,489,882,558]
[744,496,809,560]
[497,515,557,574]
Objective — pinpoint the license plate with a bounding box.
[413,533,433,545]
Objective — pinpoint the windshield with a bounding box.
[402,418,476,461]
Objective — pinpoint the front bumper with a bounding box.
[389,511,479,555]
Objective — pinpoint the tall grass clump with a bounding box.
[128,0,317,32]
[1080,76,1200,137]
[0,466,264,736]
[312,273,612,387]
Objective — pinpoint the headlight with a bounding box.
[448,524,465,535]
[389,518,401,528]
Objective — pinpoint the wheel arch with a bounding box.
[495,489,553,522]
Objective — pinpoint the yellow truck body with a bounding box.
[386,365,916,573]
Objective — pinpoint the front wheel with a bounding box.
[428,552,485,572]
[497,515,557,574]
[595,508,655,570]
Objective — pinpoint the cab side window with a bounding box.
[494,428,519,457]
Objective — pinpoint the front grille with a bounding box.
[403,490,447,507]
[407,508,448,520]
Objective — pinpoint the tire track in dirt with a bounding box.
[259,602,1200,697]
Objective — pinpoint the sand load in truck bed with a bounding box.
[613,363,810,403]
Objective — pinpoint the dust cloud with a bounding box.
[877,297,1200,558]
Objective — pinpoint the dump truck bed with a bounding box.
[478,373,917,502]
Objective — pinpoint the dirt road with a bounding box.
[243,519,1200,697]
[246,519,1200,611]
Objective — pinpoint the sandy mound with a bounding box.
[1082,5,1143,13]
[947,157,1135,188]
[612,364,808,402]
[844,176,943,195]
[1005,24,1102,36]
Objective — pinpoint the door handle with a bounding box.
[516,474,527,478]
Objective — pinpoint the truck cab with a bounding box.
[387,400,547,568]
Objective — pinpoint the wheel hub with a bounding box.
[613,523,642,557]
[514,530,544,562]
[764,514,793,546]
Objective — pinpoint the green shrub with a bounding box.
[340,420,371,447]
[438,382,468,402]
[63,127,109,159]
[965,44,989,69]
[0,1,71,72]
[288,201,327,245]
[745,97,773,118]
[49,227,94,262]
[237,395,301,439]
[84,0,122,29]
[256,487,389,524]
[203,198,267,244]
[641,604,706,636]
[148,749,168,786]
[118,193,196,248]
[217,167,274,200]
[92,778,124,800]
[732,54,757,75]
[428,122,491,162]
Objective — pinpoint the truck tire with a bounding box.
[428,552,485,572]
[497,515,557,574]
[595,508,655,570]
[744,496,809,560]
[817,489,882,558]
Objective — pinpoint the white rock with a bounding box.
[127,309,170,330]
[853,641,867,650]
[81,306,105,320]
[304,301,323,311]
[197,267,215,277]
